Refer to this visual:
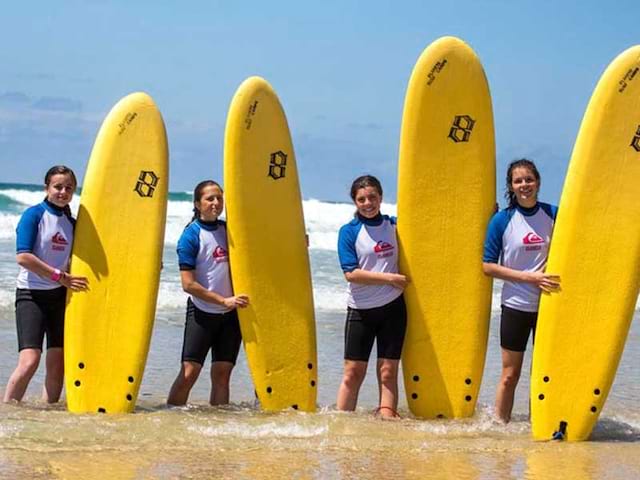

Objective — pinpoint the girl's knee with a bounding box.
[212,363,233,386]
[342,366,366,387]
[18,351,41,376]
[500,369,521,389]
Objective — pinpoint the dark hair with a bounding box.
[350,175,383,201]
[44,165,77,219]
[505,158,541,208]
[190,180,223,223]
[45,165,78,189]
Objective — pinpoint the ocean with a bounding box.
[0,182,638,479]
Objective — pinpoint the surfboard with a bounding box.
[397,36,496,418]
[224,76,317,412]
[531,45,640,441]
[64,92,168,414]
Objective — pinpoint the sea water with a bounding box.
[0,183,638,479]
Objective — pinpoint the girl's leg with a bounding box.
[495,348,525,422]
[3,348,41,403]
[167,361,202,406]
[42,347,64,403]
[209,361,234,405]
[337,360,368,411]
[376,358,400,417]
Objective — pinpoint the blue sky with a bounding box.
[0,1,638,203]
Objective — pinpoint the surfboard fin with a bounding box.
[552,421,567,441]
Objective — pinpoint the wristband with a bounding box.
[51,268,63,282]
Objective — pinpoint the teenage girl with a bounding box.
[482,159,560,422]
[167,180,249,406]
[336,175,408,418]
[4,165,88,403]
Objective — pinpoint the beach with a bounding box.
[1,184,638,479]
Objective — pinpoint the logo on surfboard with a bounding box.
[134,171,159,198]
[631,125,640,152]
[448,115,475,143]
[268,151,287,180]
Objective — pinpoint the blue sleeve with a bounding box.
[389,215,397,225]
[539,202,558,221]
[177,224,199,270]
[16,205,44,254]
[482,210,511,263]
[337,221,360,273]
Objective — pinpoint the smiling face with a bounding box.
[45,173,76,208]
[509,166,539,208]
[353,186,382,219]
[195,184,224,222]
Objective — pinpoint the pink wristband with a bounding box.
[51,268,62,282]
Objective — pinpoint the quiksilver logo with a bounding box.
[212,246,228,263]
[523,232,544,244]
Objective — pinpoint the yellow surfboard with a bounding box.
[397,37,496,418]
[224,76,317,412]
[531,46,640,441]
[64,92,168,413]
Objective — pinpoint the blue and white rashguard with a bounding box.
[16,201,74,290]
[177,219,233,314]
[483,202,558,312]
[338,214,403,309]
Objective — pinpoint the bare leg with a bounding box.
[495,348,524,422]
[167,361,202,406]
[336,360,367,411]
[209,361,234,405]
[42,347,64,403]
[3,348,41,403]
[376,358,400,417]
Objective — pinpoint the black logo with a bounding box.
[427,59,448,86]
[268,151,287,180]
[134,171,159,197]
[631,125,640,152]
[448,115,475,143]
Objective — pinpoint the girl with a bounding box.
[167,180,249,406]
[4,165,89,403]
[336,175,408,418]
[482,159,560,422]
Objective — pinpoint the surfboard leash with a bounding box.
[552,421,568,441]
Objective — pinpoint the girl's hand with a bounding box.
[527,271,560,293]
[60,273,89,292]
[223,294,250,309]
[390,274,409,290]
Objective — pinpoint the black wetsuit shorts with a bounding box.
[181,298,242,365]
[500,304,538,352]
[344,294,407,361]
[15,287,66,351]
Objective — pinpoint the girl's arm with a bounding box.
[16,252,88,291]
[344,269,408,290]
[180,270,249,309]
[482,262,560,293]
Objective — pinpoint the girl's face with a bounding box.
[510,166,539,208]
[196,184,224,222]
[45,173,76,208]
[353,186,382,219]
